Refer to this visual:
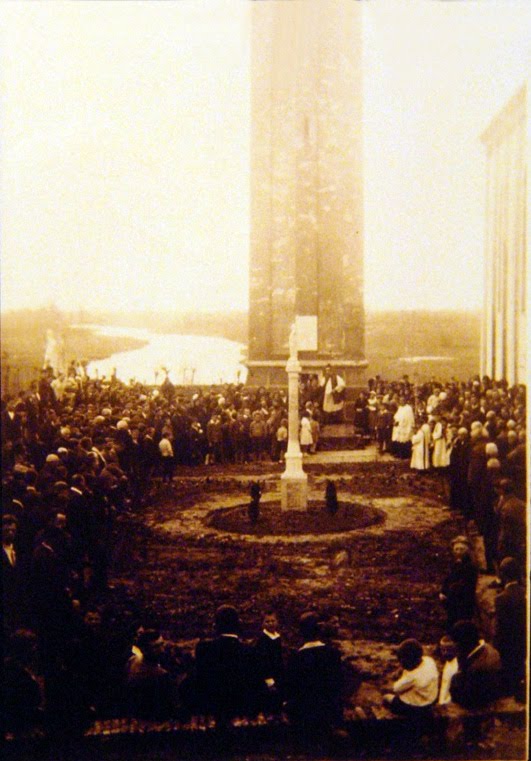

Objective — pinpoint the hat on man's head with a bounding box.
[46,454,60,463]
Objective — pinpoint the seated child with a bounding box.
[437,635,458,705]
[383,639,439,716]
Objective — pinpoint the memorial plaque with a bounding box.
[281,475,308,511]
[295,315,318,352]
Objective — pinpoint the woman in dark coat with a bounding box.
[439,536,478,630]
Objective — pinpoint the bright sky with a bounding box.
[0,0,529,314]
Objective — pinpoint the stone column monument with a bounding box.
[281,323,308,511]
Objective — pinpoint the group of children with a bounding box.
[383,636,458,716]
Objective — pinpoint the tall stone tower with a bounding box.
[247,0,367,387]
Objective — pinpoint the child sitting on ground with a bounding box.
[383,638,439,716]
[437,635,459,705]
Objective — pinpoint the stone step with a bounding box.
[320,423,357,438]
[318,423,370,451]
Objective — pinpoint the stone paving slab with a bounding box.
[306,445,393,465]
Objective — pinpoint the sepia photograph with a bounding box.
[1,1,528,760]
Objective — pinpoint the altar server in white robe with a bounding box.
[432,414,449,469]
[411,417,432,471]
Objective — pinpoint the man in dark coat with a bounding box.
[495,480,526,571]
[439,536,478,630]
[190,605,258,723]
[1,401,22,446]
[450,620,501,708]
[448,428,471,517]
[467,427,488,525]
[3,514,25,633]
[67,474,96,564]
[284,611,343,736]
[504,434,526,501]
[494,558,526,699]
[18,470,48,560]
[3,629,43,733]
[31,511,78,657]
[124,629,178,720]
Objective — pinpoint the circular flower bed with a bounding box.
[205,501,385,536]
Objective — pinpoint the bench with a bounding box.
[5,698,525,758]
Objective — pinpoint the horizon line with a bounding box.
[0,306,482,317]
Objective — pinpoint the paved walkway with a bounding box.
[306,444,392,465]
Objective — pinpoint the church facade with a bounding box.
[247,0,366,387]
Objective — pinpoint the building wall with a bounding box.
[481,85,527,386]
[249,0,365,384]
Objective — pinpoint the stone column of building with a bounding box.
[248,0,367,389]
[480,85,527,385]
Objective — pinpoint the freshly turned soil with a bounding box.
[206,502,386,536]
[110,461,459,651]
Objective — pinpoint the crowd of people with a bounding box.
[1,362,527,742]
[359,375,527,578]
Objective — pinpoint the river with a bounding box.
[80,325,248,386]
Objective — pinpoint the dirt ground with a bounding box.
[99,459,527,760]
[9,457,523,761]
[110,461,463,696]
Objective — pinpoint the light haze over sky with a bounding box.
[1,0,528,315]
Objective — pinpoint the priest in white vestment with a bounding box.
[320,365,346,424]
[392,397,415,458]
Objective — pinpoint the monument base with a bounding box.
[280,471,308,511]
[247,359,368,388]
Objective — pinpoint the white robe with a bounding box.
[300,417,313,446]
[322,375,346,413]
[411,423,431,470]
[432,421,448,467]
[438,657,458,704]
[392,404,415,443]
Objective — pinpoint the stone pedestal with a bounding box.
[281,355,307,511]
[246,359,368,389]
